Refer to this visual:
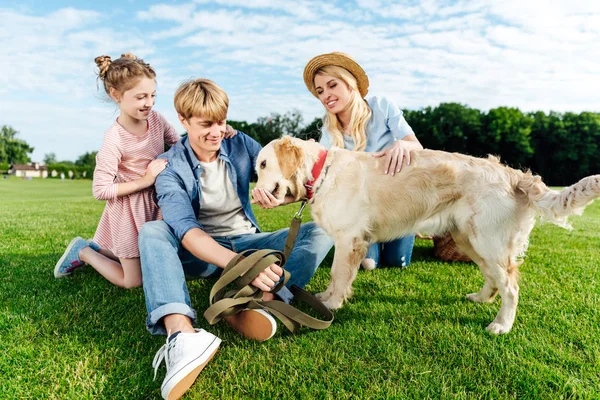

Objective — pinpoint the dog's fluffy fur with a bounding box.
[255,136,600,334]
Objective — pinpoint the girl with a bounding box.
[303,52,424,271]
[54,53,180,288]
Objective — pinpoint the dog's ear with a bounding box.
[274,136,304,179]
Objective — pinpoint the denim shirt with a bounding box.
[155,132,262,241]
[320,96,415,152]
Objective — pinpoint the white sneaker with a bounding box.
[152,329,221,400]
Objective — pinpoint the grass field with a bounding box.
[1,177,599,399]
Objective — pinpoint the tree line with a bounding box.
[230,104,599,186]
[3,104,599,185]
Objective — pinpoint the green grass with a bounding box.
[1,177,599,399]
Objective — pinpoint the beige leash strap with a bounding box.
[203,201,333,332]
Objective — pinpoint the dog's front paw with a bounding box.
[316,291,331,302]
[486,321,512,335]
[322,297,344,310]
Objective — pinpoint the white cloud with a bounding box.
[2,1,600,162]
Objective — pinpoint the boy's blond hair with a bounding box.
[174,78,228,121]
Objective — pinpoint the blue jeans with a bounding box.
[139,221,334,335]
[366,235,415,268]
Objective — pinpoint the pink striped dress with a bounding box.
[92,111,181,258]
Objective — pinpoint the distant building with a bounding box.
[9,163,48,178]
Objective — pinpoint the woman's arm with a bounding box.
[372,98,423,175]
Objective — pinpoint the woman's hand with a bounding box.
[144,159,168,184]
[251,263,284,291]
[223,124,238,139]
[251,188,284,209]
[372,140,412,175]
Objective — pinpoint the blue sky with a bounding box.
[1,0,599,162]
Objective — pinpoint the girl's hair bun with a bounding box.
[120,52,137,61]
[94,55,112,79]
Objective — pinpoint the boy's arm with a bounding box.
[155,165,247,268]
[181,228,237,267]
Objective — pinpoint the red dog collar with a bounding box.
[304,150,328,200]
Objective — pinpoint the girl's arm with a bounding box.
[158,112,181,147]
[93,131,166,200]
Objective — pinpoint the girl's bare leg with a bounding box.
[79,247,142,289]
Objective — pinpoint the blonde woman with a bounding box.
[304,52,423,270]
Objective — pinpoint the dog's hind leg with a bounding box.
[317,236,368,310]
[466,274,499,304]
[450,232,499,304]
[483,258,519,335]
[465,242,519,335]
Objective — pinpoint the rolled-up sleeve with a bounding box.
[93,131,121,200]
[155,167,203,241]
[386,99,415,140]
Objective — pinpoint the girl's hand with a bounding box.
[144,159,168,184]
[251,188,284,209]
[372,140,412,175]
[223,125,238,139]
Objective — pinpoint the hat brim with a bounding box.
[303,52,369,98]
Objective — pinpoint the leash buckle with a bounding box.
[294,200,308,220]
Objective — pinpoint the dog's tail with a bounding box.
[518,173,600,229]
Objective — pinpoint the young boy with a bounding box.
[140,78,332,400]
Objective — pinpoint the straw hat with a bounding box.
[303,52,369,98]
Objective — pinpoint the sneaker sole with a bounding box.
[161,336,221,400]
[54,237,84,278]
[224,309,277,341]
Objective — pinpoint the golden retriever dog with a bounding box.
[254,136,600,335]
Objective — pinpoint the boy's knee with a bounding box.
[302,222,332,243]
[139,221,172,244]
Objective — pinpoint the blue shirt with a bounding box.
[319,96,415,152]
[155,132,261,241]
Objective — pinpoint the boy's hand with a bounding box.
[251,263,283,291]
[251,188,284,209]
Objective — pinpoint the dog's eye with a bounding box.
[260,160,266,169]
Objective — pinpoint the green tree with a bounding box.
[44,152,57,165]
[254,109,304,145]
[405,103,482,155]
[482,107,533,168]
[295,117,323,141]
[227,120,262,143]
[0,125,34,164]
[75,151,97,168]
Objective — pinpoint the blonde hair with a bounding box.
[315,65,372,151]
[94,53,156,99]
[174,78,228,121]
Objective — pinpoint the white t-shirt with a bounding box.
[197,158,256,237]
